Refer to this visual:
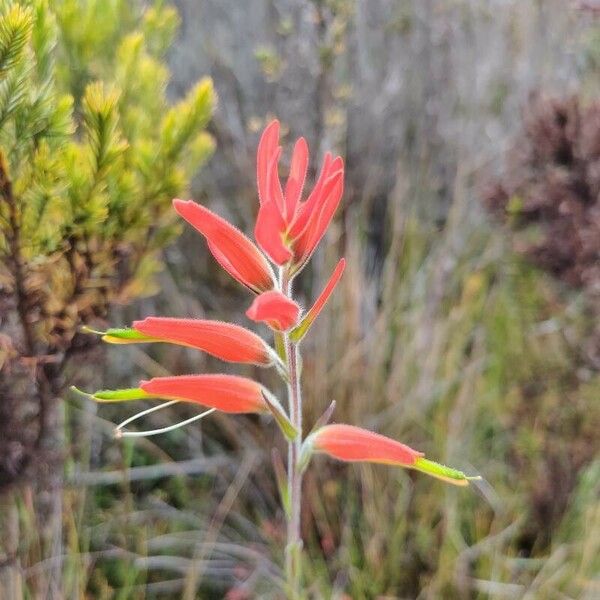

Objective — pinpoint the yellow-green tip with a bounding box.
[70,385,150,403]
[412,457,481,487]
[81,325,154,344]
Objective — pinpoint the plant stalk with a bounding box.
[282,272,303,599]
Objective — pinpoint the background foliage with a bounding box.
[0,0,213,595]
[1,0,599,598]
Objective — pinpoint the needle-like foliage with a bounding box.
[0,0,214,489]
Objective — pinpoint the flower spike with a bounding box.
[246,290,301,331]
[252,121,344,270]
[173,199,274,293]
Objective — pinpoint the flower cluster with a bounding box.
[75,119,477,592]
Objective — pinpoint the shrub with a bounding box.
[0,0,214,488]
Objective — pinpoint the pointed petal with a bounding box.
[266,146,286,216]
[140,374,269,414]
[254,200,293,265]
[311,424,423,466]
[257,120,280,205]
[284,137,308,219]
[173,199,274,293]
[291,169,344,272]
[288,154,343,239]
[290,258,345,342]
[246,290,301,331]
[132,317,274,366]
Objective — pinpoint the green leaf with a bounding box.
[261,391,298,441]
[272,448,291,518]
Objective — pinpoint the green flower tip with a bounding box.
[413,457,481,487]
[80,326,152,344]
[70,385,150,403]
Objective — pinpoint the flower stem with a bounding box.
[282,271,303,599]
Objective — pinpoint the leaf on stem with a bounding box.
[272,448,291,518]
[261,390,297,440]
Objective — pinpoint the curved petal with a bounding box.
[132,317,274,365]
[291,170,344,272]
[246,290,301,331]
[140,374,268,414]
[173,199,274,293]
[284,136,308,220]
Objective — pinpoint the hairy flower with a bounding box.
[173,199,274,293]
[96,317,277,366]
[85,374,270,414]
[311,424,423,466]
[308,424,477,486]
[246,290,301,331]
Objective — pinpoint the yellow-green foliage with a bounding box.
[0,0,214,348]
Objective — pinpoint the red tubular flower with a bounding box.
[131,317,275,366]
[307,424,477,486]
[254,120,344,272]
[173,199,274,294]
[246,290,301,331]
[311,424,424,466]
[140,374,268,414]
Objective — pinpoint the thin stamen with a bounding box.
[115,400,180,433]
[115,400,217,437]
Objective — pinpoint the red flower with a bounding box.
[246,290,301,331]
[173,199,274,294]
[311,424,424,466]
[308,424,477,486]
[132,317,275,365]
[140,374,268,413]
[254,120,344,273]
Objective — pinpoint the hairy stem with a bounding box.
[282,271,303,599]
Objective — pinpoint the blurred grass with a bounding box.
[293,167,600,598]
